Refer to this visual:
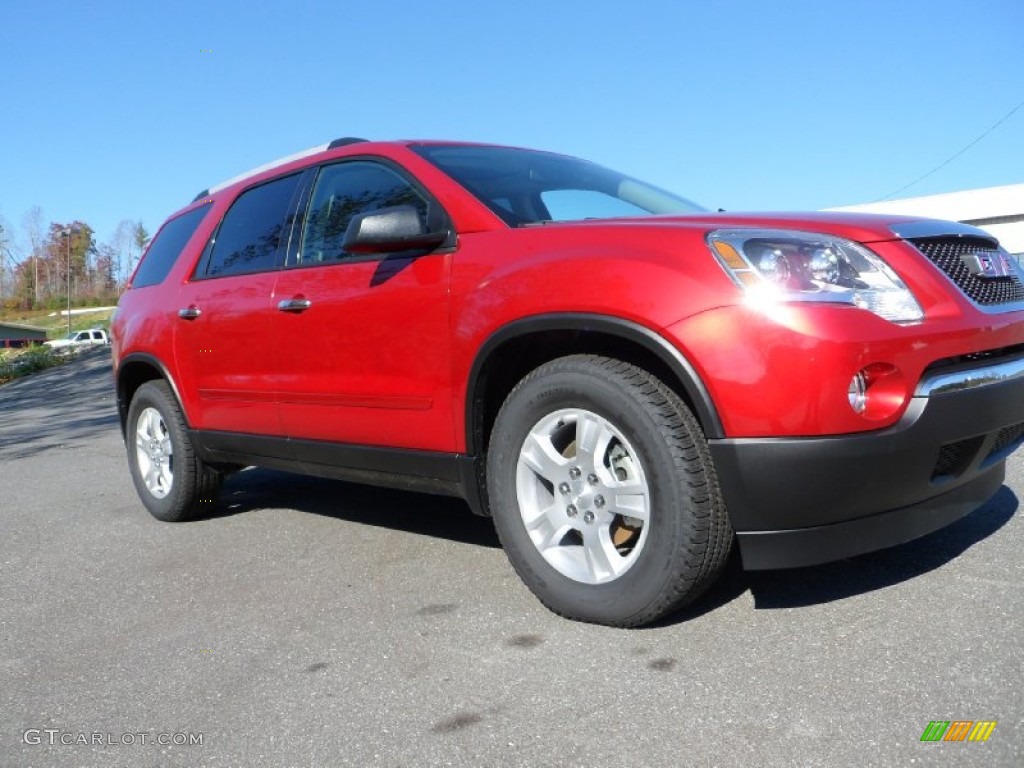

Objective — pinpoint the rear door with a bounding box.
[272,159,455,451]
[173,171,308,435]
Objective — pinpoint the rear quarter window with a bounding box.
[132,204,211,288]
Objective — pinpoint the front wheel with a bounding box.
[486,355,732,627]
[126,380,222,522]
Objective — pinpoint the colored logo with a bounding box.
[920,720,997,742]
[962,251,1014,279]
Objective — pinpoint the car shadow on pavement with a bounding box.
[214,469,1017,622]
[216,467,501,549]
[745,485,1018,609]
[637,486,1018,627]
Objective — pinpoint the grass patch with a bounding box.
[0,345,70,385]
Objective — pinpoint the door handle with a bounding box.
[177,306,201,319]
[277,297,312,313]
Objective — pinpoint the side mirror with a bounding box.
[342,205,449,254]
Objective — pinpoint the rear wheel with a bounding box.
[126,380,221,522]
[487,355,732,627]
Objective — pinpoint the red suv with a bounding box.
[113,138,1024,626]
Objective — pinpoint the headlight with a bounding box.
[707,229,923,323]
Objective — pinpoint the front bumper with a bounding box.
[711,354,1024,569]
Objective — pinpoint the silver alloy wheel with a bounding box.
[515,408,650,584]
[135,406,174,499]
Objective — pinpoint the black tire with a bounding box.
[126,380,221,522]
[486,355,732,627]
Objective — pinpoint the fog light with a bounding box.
[848,372,867,414]
[847,363,909,422]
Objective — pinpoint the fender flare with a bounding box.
[116,352,189,436]
[464,313,724,454]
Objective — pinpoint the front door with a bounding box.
[273,159,454,452]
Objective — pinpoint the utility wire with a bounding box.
[877,98,1024,201]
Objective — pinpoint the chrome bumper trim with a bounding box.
[916,357,1024,397]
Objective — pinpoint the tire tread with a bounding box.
[489,354,732,627]
[127,380,221,522]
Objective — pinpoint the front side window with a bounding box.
[410,144,705,227]
[298,161,429,265]
[203,173,303,278]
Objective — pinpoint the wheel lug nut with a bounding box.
[568,466,581,479]
[583,511,595,524]
[566,504,578,518]
[587,473,599,485]
[594,495,605,508]
[558,482,571,495]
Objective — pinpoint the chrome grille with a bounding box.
[908,236,1024,307]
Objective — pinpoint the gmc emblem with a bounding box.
[962,252,1015,279]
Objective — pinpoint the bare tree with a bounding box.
[22,206,45,303]
[0,219,9,300]
[94,243,118,296]
[113,219,137,286]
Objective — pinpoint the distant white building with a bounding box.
[830,184,1024,256]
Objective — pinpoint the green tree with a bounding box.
[133,221,150,254]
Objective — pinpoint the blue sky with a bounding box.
[1,0,1021,257]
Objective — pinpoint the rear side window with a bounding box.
[202,173,303,278]
[132,204,211,288]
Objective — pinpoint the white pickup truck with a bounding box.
[44,329,111,349]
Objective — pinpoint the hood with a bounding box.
[551,211,993,246]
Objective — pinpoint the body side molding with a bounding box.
[191,430,484,512]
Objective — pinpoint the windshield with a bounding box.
[410,144,704,227]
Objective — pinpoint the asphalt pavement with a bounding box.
[1,349,1020,767]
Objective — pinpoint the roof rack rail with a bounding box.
[189,138,370,203]
[328,136,369,149]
